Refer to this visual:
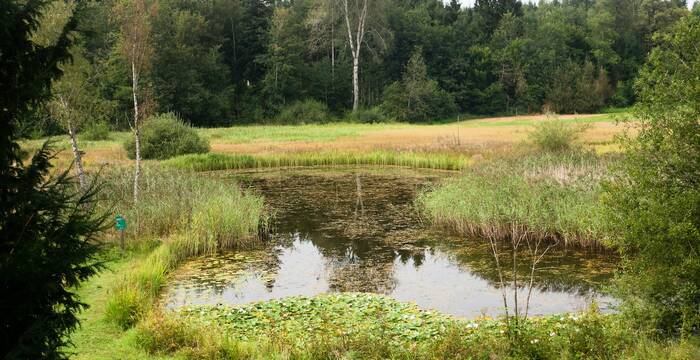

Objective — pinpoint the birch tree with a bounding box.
[339,0,390,112]
[48,48,110,189]
[113,0,156,204]
[32,0,109,189]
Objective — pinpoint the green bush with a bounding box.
[528,117,589,153]
[345,107,388,123]
[124,113,209,160]
[275,99,331,124]
[605,15,700,335]
[81,121,110,141]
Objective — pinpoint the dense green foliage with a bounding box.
[81,121,111,141]
[382,49,457,122]
[0,1,106,358]
[275,99,330,124]
[20,0,692,133]
[345,107,388,123]
[605,13,700,336]
[419,152,609,247]
[124,113,209,160]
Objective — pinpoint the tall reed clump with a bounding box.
[528,115,590,153]
[99,166,265,242]
[102,165,267,328]
[163,151,470,172]
[418,152,611,248]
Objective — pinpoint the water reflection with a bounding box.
[163,168,617,317]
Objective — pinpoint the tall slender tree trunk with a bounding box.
[342,0,368,113]
[57,94,86,189]
[67,121,86,189]
[330,0,335,81]
[131,60,141,204]
[352,55,360,111]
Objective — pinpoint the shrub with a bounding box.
[124,113,209,160]
[275,99,331,124]
[528,116,589,153]
[346,107,388,123]
[605,15,700,335]
[81,121,110,141]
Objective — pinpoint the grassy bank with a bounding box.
[163,151,471,172]
[418,152,611,247]
[99,166,267,328]
[69,254,174,360]
[133,293,699,359]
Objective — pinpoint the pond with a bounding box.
[163,167,617,318]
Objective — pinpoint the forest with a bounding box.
[26,0,694,135]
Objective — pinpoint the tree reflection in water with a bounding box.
[162,168,617,317]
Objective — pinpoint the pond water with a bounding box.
[163,167,617,318]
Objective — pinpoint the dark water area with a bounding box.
[163,167,617,318]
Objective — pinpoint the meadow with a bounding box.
[21,112,627,169]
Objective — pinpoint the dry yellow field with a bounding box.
[24,112,631,169]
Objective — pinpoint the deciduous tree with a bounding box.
[113,0,157,204]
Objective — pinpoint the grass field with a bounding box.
[21,112,630,170]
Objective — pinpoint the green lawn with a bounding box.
[69,255,174,360]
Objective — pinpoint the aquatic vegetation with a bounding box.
[163,151,471,171]
[135,293,692,359]
[419,152,612,248]
[178,294,454,343]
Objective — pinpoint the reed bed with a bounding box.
[101,166,267,328]
[163,151,471,172]
[418,152,611,248]
[99,166,265,244]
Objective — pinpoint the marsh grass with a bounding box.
[164,151,471,172]
[99,166,265,243]
[419,152,611,248]
[102,166,267,328]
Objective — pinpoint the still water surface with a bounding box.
[163,168,616,318]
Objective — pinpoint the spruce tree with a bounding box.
[0,1,106,358]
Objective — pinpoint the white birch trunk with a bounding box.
[352,55,360,111]
[58,94,86,189]
[67,121,86,189]
[342,0,368,112]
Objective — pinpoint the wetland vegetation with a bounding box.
[4,1,700,359]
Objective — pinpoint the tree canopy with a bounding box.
[20,0,692,130]
[605,11,700,336]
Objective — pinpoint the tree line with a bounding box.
[25,0,694,134]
